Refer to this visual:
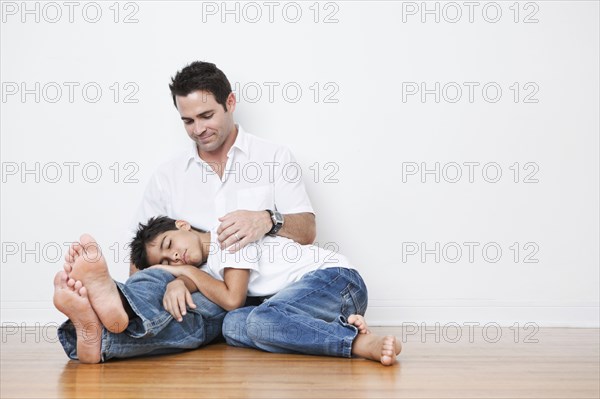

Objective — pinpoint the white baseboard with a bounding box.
[365,299,600,327]
[2,300,599,327]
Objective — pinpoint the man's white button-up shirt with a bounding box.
[129,125,314,235]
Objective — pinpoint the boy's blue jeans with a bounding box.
[222,267,368,358]
[57,269,226,362]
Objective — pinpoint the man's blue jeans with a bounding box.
[57,269,226,362]
[222,267,368,358]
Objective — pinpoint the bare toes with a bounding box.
[79,234,101,261]
[53,271,68,289]
[67,242,82,262]
[63,262,72,273]
[381,354,395,366]
[65,245,74,262]
[381,337,398,365]
[348,314,370,334]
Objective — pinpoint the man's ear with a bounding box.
[175,220,191,231]
[225,92,236,113]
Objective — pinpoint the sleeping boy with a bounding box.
[55,216,401,365]
[130,216,401,365]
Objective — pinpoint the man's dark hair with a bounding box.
[129,216,205,270]
[169,61,232,111]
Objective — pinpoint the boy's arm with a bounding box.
[152,265,249,311]
[169,275,197,292]
[177,275,197,291]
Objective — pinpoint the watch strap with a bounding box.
[265,209,283,235]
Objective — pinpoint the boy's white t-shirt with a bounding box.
[201,232,354,297]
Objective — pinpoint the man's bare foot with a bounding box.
[348,314,371,334]
[351,331,402,366]
[64,240,79,265]
[63,241,82,280]
[53,271,102,364]
[66,234,129,333]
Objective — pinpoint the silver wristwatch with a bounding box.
[266,209,284,235]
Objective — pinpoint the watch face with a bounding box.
[274,211,284,225]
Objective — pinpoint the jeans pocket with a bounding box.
[340,280,368,316]
[340,285,357,317]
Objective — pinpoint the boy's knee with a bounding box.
[245,305,280,343]
[222,309,248,340]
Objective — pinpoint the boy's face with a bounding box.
[145,221,204,267]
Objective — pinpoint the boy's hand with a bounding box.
[163,279,197,322]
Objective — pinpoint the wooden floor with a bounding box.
[1,326,598,398]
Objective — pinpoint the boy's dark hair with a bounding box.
[169,61,232,112]
[129,216,205,270]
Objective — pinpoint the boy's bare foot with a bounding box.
[67,234,129,333]
[348,314,371,334]
[53,271,102,364]
[351,331,402,366]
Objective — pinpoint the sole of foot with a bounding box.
[53,271,102,364]
[67,234,129,333]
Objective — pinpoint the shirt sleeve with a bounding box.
[273,146,314,215]
[214,242,261,279]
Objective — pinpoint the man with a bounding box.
[129,61,316,277]
[55,61,318,362]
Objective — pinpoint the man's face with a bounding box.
[145,223,203,266]
[175,90,236,154]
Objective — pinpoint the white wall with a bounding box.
[1,1,598,328]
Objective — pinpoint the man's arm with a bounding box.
[152,265,249,311]
[278,212,316,244]
[217,211,316,251]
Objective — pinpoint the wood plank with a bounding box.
[1,327,598,398]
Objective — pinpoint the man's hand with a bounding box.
[217,210,272,252]
[163,278,196,322]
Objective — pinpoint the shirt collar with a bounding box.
[184,124,249,170]
[230,124,250,156]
